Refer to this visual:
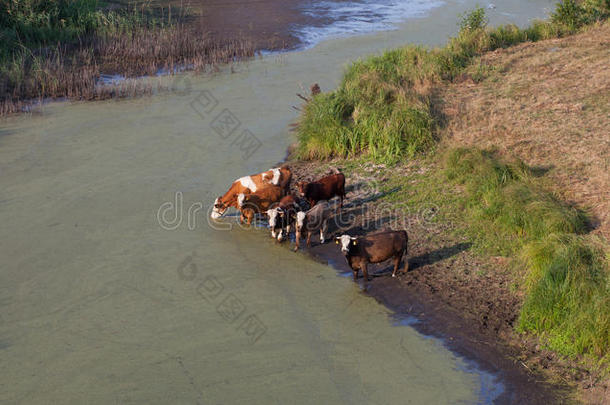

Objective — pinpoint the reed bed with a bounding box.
[0,25,254,115]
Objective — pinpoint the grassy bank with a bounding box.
[0,0,254,115]
[296,0,610,373]
[430,149,607,360]
[296,0,609,162]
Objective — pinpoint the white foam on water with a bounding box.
[295,0,446,48]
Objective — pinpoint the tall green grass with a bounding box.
[444,148,589,254]
[520,234,609,358]
[296,0,609,163]
[443,149,609,360]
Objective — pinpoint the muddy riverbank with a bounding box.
[282,159,601,404]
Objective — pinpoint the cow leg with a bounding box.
[306,231,312,248]
[271,229,276,238]
[392,254,402,278]
[294,231,301,251]
[352,268,359,281]
[277,229,283,242]
[403,250,409,274]
[362,263,369,281]
[320,220,328,244]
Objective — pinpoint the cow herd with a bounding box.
[211,165,409,281]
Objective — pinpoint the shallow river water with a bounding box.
[1,0,553,403]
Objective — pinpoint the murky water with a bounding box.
[0,0,552,403]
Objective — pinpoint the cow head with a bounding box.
[336,235,357,255]
[211,197,227,219]
[296,181,307,196]
[266,207,282,229]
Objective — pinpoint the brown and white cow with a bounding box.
[237,185,283,225]
[336,230,408,281]
[296,173,345,211]
[211,166,292,219]
[262,166,292,192]
[294,201,332,251]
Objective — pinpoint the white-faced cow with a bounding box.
[237,185,283,225]
[336,230,408,281]
[294,201,332,251]
[266,194,299,242]
[211,166,292,219]
[296,173,345,211]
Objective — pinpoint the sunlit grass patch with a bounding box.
[372,147,608,362]
[519,234,609,359]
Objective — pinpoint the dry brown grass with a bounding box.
[442,22,610,237]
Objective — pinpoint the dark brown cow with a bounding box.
[237,185,283,225]
[336,230,408,281]
[296,173,345,211]
[266,194,299,241]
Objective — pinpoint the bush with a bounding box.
[458,5,488,32]
[552,0,587,29]
[551,0,610,30]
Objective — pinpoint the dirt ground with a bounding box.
[283,159,609,404]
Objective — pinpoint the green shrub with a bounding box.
[458,5,488,32]
[552,0,587,29]
[551,0,610,30]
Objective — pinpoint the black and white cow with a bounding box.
[266,194,299,242]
